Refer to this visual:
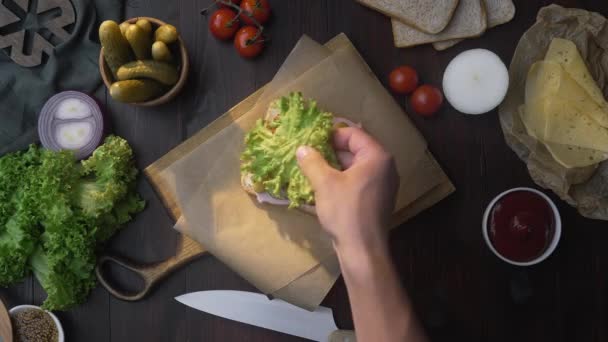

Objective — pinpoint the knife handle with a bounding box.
[329,330,356,342]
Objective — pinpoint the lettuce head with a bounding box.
[0,135,144,310]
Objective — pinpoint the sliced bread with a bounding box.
[357,0,460,34]
[433,0,515,51]
[392,0,487,48]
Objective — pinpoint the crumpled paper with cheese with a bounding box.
[147,34,453,310]
[499,4,608,220]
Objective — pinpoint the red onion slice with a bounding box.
[255,192,315,213]
[38,91,104,160]
[54,122,94,150]
[333,117,361,128]
[55,98,93,119]
[300,204,316,213]
[256,192,291,206]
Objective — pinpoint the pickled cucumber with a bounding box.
[99,20,134,79]
[117,60,179,86]
[110,80,165,103]
[119,22,131,36]
[155,24,178,44]
[126,24,152,60]
[151,41,173,62]
[135,19,152,34]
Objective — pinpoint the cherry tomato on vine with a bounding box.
[389,66,419,94]
[217,0,241,8]
[234,26,264,58]
[410,85,444,117]
[209,8,240,40]
[240,0,271,25]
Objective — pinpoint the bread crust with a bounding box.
[391,0,487,48]
[356,0,460,34]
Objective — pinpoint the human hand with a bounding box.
[296,127,399,250]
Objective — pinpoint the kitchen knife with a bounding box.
[175,290,356,342]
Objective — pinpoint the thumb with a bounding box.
[296,146,336,189]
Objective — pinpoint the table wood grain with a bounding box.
[2,0,608,341]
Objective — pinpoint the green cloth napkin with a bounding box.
[0,0,123,156]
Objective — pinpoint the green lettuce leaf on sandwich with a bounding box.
[241,92,340,208]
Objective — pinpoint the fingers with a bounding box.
[333,127,383,155]
[296,146,337,189]
[337,151,355,169]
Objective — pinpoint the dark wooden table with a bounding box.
[3,0,608,341]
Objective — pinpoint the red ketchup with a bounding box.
[487,190,555,262]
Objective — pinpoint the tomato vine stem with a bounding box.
[201,0,266,45]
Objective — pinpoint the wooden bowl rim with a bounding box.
[99,16,189,107]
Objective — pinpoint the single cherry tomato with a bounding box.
[217,0,241,8]
[234,26,264,58]
[209,8,240,40]
[240,0,271,25]
[410,85,443,116]
[389,66,419,94]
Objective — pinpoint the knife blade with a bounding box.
[175,290,355,342]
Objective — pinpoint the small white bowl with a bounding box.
[482,187,561,266]
[9,304,65,342]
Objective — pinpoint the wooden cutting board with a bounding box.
[96,34,455,301]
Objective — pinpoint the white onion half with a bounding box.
[442,49,509,115]
[38,91,104,159]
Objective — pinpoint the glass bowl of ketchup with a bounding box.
[483,187,561,266]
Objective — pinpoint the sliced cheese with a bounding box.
[522,61,561,139]
[520,39,608,167]
[545,143,608,168]
[554,65,608,129]
[519,106,608,168]
[523,60,608,146]
[545,38,608,127]
[543,96,608,153]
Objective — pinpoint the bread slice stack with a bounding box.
[356,0,515,50]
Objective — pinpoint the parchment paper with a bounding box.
[148,34,454,309]
[499,4,608,220]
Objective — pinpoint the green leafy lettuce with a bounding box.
[241,92,339,208]
[0,135,145,310]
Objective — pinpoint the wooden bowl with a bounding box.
[99,17,189,107]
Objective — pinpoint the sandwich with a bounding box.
[240,92,357,215]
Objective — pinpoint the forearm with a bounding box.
[334,229,428,342]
